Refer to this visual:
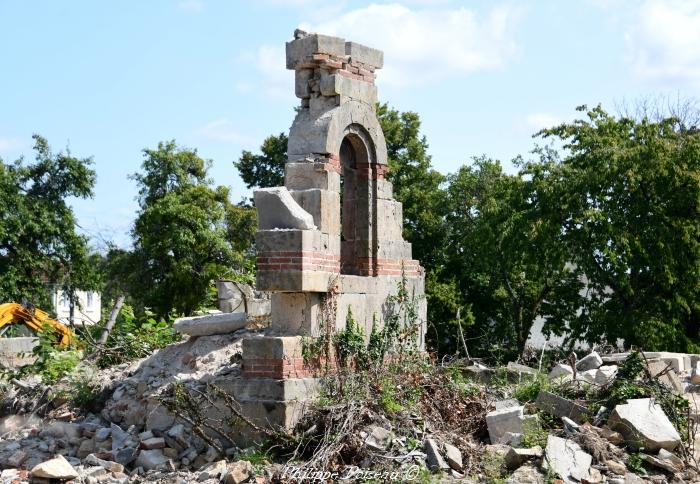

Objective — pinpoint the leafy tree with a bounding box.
[235,133,287,189]
[535,106,700,351]
[128,141,256,317]
[0,135,98,310]
[444,157,583,357]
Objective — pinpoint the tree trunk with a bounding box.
[98,295,125,345]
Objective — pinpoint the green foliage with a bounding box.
[0,135,98,308]
[22,325,82,384]
[332,308,366,367]
[127,141,256,317]
[534,105,700,350]
[66,362,101,407]
[235,133,287,189]
[626,453,646,475]
[521,416,548,448]
[93,304,181,367]
[481,449,507,483]
[513,373,551,403]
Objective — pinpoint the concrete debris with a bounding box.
[607,398,682,451]
[361,425,392,451]
[543,435,593,484]
[691,360,700,384]
[443,442,462,471]
[424,438,449,470]
[576,351,603,371]
[504,446,542,470]
[548,363,574,380]
[173,312,248,336]
[485,406,528,444]
[505,464,545,484]
[594,365,618,385]
[254,186,316,230]
[534,390,588,423]
[221,460,253,484]
[30,454,79,480]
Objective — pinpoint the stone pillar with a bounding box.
[238,30,426,434]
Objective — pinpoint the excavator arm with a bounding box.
[0,303,74,346]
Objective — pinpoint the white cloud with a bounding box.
[245,45,294,98]
[177,0,204,13]
[300,3,521,87]
[0,137,22,153]
[627,0,700,84]
[196,119,253,144]
[525,113,562,131]
[248,3,520,91]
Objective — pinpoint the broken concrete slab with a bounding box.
[543,435,592,484]
[504,446,543,470]
[30,455,79,480]
[424,438,449,470]
[443,442,462,471]
[548,363,574,380]
[253,187,316,230]
[486,406,527,444]
[576,351,603,371]
[173,312,247,336]
[607,398,681,451]
[534,390,589,423]
[505,464,545,484]
[594,365,618,385]
[647,360,683,393]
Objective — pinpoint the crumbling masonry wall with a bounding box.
[238,31,426,433]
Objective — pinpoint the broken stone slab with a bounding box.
[173,312,247,336]
[549,363,574,380]
[606,459,626,475]
[505,464,545,484]
[647,360,683,393]
[506,362,538,380]
[424,438,449,470]
[361,425,392,451]
[504,446,543,470]
[443,442,462,471]
[84,453,124,474]
[30,455,79,480]
[577,368,598,385]
[486,406,528,444]
[221,460,253,484]
[594,365,618,385]
[140,437,165,450]
[691,361,700,384]
[254,187,316,230]
[607,398,681,452]
[543,435,592,484]
[135,449,169,471]
[494,398,520,410]
[576,351,603,371]
[534,390,589,423]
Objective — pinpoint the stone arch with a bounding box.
[287,100,388,167]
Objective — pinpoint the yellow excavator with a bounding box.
[0,302,74,346]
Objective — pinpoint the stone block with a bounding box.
[549,363,574,380]
[286,34,346,69]
[215,377,319,402]
[576,351,602,371]
[505,446,543,470]
[607,398,681,451]
[173,312,247,336]
[486,406,526,444]
[535,391,589,423]
[271,292,321,336]
[319,74,378,104]
[543,435,592,483]
[289,188,340,235]
[285,162,340,192]
[345,41,384,68]
[647,360,683,393]
[256,229,322,253]
[217,280,254,301]
[256,269,333,292]
[424,438,449,470]
[376,199,403,241]
[294,68,313,99]
[242,336,304,360]
[376,179,393,199]
[254,187,315,230]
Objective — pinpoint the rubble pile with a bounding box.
[0,342,697,483]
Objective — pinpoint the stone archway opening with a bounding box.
[339,130,373,276]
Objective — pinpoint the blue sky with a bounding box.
[1,0,699,248]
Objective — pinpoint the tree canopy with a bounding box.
[234,132,287,189]
[127,141,256,317]
[0,135,98,309]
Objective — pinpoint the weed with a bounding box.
[513,373,550,403]
[626,453,646,475]
[481,449,507,483]
[521,416,548,448]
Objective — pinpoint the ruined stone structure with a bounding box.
[237,31,426,433]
